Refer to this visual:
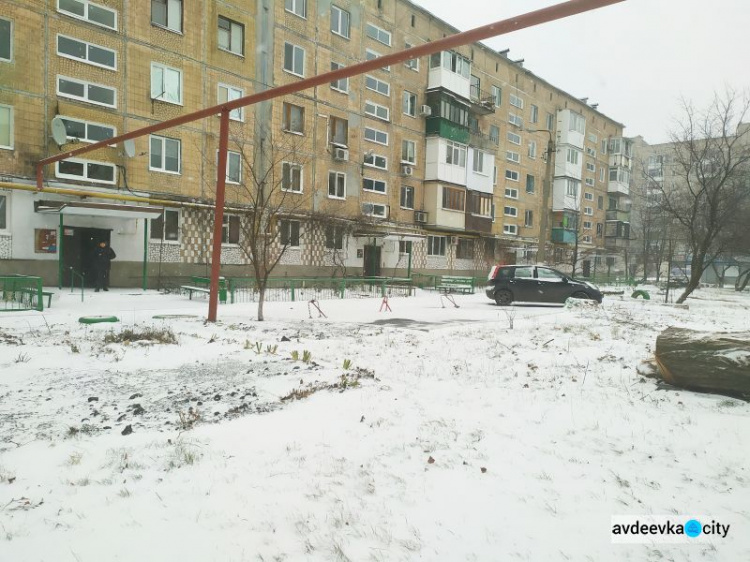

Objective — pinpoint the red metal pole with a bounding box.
[207,109,230,322]
[34,0,625,187]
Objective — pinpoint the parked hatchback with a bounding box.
[485,265,603,305]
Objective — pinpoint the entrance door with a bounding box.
[363,245,381,277]
[62,227,111,287]
[582,260,591,278]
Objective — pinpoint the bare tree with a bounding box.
[657,91,750,303]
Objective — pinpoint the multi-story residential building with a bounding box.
[0,0,628,288]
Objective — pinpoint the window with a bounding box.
[330,61,348,93]
[489,125,499,145]
[150,63,181,105]
[362,203,387,218]
[584,192,594,201]
[331,5,350,38]
[586,162,595,172]
[493,166,498,186]
[222,215,240,244]
[503,224,517,235]
[404,42,419,70]
[596,222,603,236]
[441,186,465,211]
[526,174,535,194]
[583,221,592,230]
[57,35,116,70]
[58,0,117,30]
[218,16,244,55]
[0,195,6,229]
[469,192,492,217]
[325,225,344,250]
[586,146,596,157]
[364,127,388,145]
[0,105,14,149]
[402,91,416,117]
[565,179,578,197]
[226,150,241,184]
[330,116,348,145]
[58,75,116,108]
[504,206,517,217]
[280,220,300,247]
[283,42,305,76]
[528,141,537,159]
[506,151,520,164]
[150,209,179,241]
[59,116,115,144]
[445,141,467,167]
[505,169,519,182]
[473,150,487,173]
[399,240,412,254]
[601,139,607,154]
[328,171,346,199]
[364,153,387,170]
[509,93,524,109]
[507,132,521,145]
[491,85,502,107]
[365,100,389,121]
[546,112,555,131]
[0,18,12,62]
[150,135,180,173]
[588,133,598,143]
[508,113,523,128]
[582,235,592,244]
[401,140,416,164]
[585,178,594,187]
[366,49,390,72]
[456,239,473,260]
[566,148,580,165]
[584,206,593,216]
[366,22,391,46]
[524,210,533,227]
[282,102,304,134]
[505,187,518,199]
[218,84,244,121]
[363,177,386,194]
[530,104,538,124]
[285,0,306,18]
[599,167,605,182]
[56,158,116,184]
[597,195,604,210]
[569,112,585,134]
[151,0,182,32]
[427,236,446,256]
[400,185,414,209]
[365,75,390,96]
[430,51,470,78]
[282,162,303,192]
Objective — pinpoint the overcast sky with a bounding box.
[410,0,750,144]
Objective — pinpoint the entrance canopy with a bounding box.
[35,200,164,219]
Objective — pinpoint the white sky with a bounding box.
[410,0,750,143]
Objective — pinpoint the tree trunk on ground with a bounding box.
[655,327,750,398]
[736,269,750,291]
[676,254,705,304]
[257,280,266,321]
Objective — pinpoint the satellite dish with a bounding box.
[123,139,136,158]
[51,117,68,146]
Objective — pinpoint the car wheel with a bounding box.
[494,290,513,306]
[571,291,591,300]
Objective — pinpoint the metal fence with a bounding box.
[1,275,43,312]
[226,277,413,304]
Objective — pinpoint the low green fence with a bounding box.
[226,277,413,304]
[1,275,43,312]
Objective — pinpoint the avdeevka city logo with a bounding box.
[684,519,702,538]
[611,515,731,543]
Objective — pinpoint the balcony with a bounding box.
[605,237,630,250]
[426,117,470,143]
[607,181,630,196]
[551,228,577,245]
[605,220,630,240]
[606,209,630,222]
[469,129,497,152]
[469,85,496,115]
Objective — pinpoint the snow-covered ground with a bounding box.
[1,286,749,561]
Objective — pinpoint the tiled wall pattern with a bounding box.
[0,235,11,259]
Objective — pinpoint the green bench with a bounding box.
[181,276,227,303]
[30,290,55,308]
[436,275,475,294]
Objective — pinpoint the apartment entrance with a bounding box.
[62,227,112,288]
[363,245,381,277]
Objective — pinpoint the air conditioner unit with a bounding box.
[414,211,427,223]
[333,148,349,161]
[419,105,432,117]
[401,164,414,176]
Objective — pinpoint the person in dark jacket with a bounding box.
[93,241,116,292]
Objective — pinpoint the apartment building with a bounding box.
[0,0,629,287]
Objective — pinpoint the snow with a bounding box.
[1,286,749,561]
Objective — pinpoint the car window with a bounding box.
[536,267,565,281]
[514,267,534,279]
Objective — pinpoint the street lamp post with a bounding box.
[528,129,555,264]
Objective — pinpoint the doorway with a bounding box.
[62,227,111,287]
[582,259,591,278]
[363,245,381,277]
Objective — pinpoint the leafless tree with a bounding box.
[657,90,750,303]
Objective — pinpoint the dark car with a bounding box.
[485,265,603,305]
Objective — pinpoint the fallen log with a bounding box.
[655,328,750,399]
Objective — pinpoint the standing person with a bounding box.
[93,241,116,292]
